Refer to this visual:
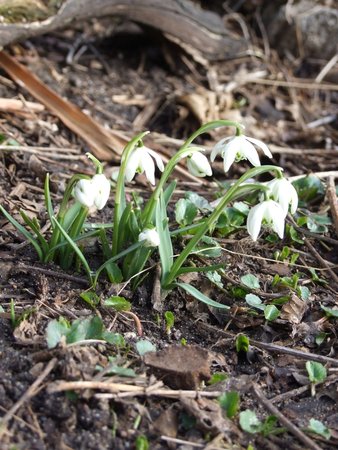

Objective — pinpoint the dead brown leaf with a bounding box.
[144,345,210,389]
[280,294,307,324]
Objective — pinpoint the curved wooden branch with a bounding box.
[0,0,248,61]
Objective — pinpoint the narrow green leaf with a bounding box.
[163,180,177,207]
[44,173,54,222]
[20,209,49,256]
[156,194,173,282]
[51,217,93,284]
[176,282,230,309]
[0,205,43,260]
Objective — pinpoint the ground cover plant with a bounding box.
[0,3,337,450]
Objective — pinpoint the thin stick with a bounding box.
[0,358,57,436]
[252,383,322,450]
[303,238,338,285]
[327,176,338,237]
[48,380,224,399]
[18,263,88,285]
[200,323,338,366]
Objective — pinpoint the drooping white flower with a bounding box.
[266,178,298,215]
[91,174,111,210]
[125,146,164,185]
[186,150,212,177]
[73,179,96,208]
[73,174,110,210]
[138,228,160,247]
[210,135,273,172]
[247,200,285,241]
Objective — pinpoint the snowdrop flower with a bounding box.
[211,134,272,172]
[74,174,110,210]
[247,200,285,241]
[73,179,96,208]
[266,178,298,215]
[186,149,212,177]
[138,228,160,247]
[125,146,164,185]
[91,174,111,210]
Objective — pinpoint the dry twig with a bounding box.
[327,176,338,237]
[252,383,323,450]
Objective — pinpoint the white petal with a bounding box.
[247,202,266,241]
[138,228,160,247]
[145,147,165,172]
[73,179,95,208]
[286,181,298,214]
[222,141,238,172]
[245,136,273,158]
[270,202,286,238]
[240,139,261,167]
[187,152,212,177]
[125,149,141,182]
[210,136,232,162]
[141,151,156,185]
[92,174,110,210]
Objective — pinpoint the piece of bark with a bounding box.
[0,0,247,61]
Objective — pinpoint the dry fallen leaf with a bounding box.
[144,344,211,389]
[280,294,307,324]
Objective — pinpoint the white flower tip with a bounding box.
[138,228,160,247]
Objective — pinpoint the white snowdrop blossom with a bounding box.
[266,178,298,215]
[125,146,164,185]
[247,200,285,241]
[91,174,111,210]
[73,174,110,210]
[73,179,96,208]
[186,150,212,177]
[138,228,160,247]
[210,134,273,172]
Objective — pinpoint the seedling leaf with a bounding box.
[218,391,240,418]
[306,361,327,383]
[241,274,260,289]
[308,418,331,440]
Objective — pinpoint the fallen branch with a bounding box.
[0,0,247,62]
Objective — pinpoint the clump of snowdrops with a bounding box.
[1,120,298,306]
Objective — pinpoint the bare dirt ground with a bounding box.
[0,11,338,450]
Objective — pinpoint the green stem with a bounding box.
[112,131,149,255]
[86,153,103,174]
[141,119,242,226]
[163,164,283,288]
